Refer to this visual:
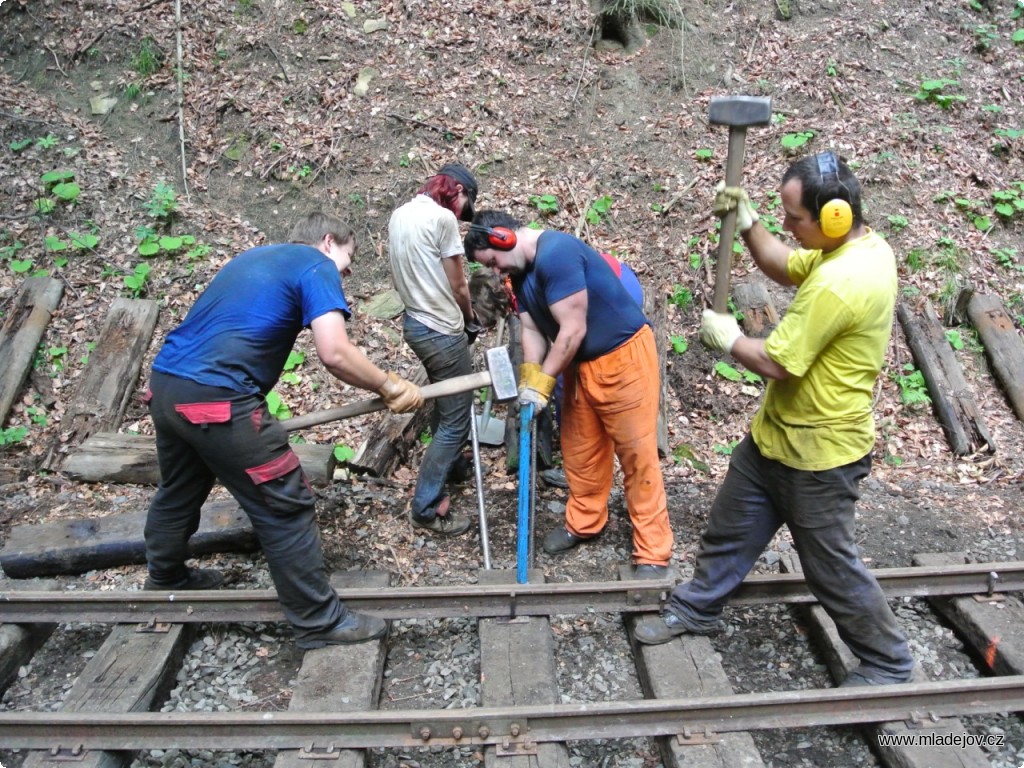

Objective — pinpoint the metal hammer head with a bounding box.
[709,95,773,127]
[484,346,517,402]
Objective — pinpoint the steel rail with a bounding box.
[0,561,1020,624]
[2,676,1023,750]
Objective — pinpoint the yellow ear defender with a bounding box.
[816,152,853,238]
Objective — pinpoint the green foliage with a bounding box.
[419,428,433,445]
[694,148,713,161]
[123,262,152,298]
[0,426,29,446]
[292,18,308,34]
[894,364,931,406]
[992,183,1024,220]
[265,390,292,420]
[144,182,178,221]
[714,361,741,381]
[9,137,33,152]
[667,284,693,311]
[914,79,966,109]
[280,350,305,384]
[34,198,56,215]
[780,131,814,151]
[974,23,998,52]
[902,247,923,272]
[132,36,164,77]
[672,443,708,473]
[0,232,25,263]
[333,444,355,463]
[26,405,48,426]
[945,330,965,350]
[825,59,839,77]
[713,439,740,455]
[993,246,1022,271]
[586,195,614,225]
[670,335,688,354]
[35,134,58,150]
[887,214,909,233]
[528,194,559,215]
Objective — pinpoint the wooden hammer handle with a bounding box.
[281,370,493,432]
[713,126,749,313]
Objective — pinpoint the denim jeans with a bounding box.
[668,434,913,682]
[403,315,472,519]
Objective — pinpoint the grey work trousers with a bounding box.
[668,434,913,682]
[145,371,345,638]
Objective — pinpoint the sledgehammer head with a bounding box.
[709,95,773,127]
[485,346,517,403]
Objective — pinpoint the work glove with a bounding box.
[518,366,556,413]
[377,372,424,413]
[713,182,759,233]
[465,315,484,346]
[699,309,743,354]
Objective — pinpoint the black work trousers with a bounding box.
[145,371,345,638]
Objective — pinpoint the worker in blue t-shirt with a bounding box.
[144,211,423,649]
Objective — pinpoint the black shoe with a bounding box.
[634,564,669,580]
[633,611,693,645]
[410,510,472,536]
[839,667,912,688]
[296,612,388,649]
[144,568,225,591]
[542,527,590,555]
[540,468,569,489]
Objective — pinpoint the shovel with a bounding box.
[474,315,507,446]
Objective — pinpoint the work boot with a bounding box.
[542,527,590,555]
[144,568,225,591]
[295,611,388,649]
[410,496,471,536]
[633,564,669,580]
[633,611,695,645]
[447,452,474,485]
[540,468,569,489]
[839,665,912,688]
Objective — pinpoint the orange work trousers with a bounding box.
[560,325,673,565]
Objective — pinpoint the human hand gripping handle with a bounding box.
[518,365,556,413]
[699,309,743,354]
[377,372,424,413]
[713,182,759,233]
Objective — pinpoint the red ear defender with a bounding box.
[469,224,517,251]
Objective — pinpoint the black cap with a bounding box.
[437,163,478,222]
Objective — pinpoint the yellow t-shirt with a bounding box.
[751,230,897,471]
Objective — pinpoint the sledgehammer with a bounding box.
[281,345,517,432]
[708,95,773,312]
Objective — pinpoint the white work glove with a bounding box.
[713,182,759,233]
[699,309,743,354]
[377,372,424,413]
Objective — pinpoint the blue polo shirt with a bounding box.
[153,243,350,395]
[512,231,648,362]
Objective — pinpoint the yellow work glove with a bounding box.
[518,366,556,412]
[699,309,743,354]
[377,372,424,414]
[712,182,759,233]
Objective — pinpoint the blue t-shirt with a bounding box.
[512,231,648,362]
[153,243,351,395]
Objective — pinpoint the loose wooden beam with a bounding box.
[897,300,994,455]
[348,367,430,477]
[0,277,64,424]
[966,292,1024,422]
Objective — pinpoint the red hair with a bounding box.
[418,174,462,217]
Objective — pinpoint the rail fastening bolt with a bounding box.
[510,723,521,737]
[452,727,463,741]
[419,727,431,742]
[478,726,490,740]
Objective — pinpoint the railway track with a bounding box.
[1,556,1023,768]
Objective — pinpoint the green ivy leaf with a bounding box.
[333,444,356,463]
[714,361,742,381]
[45,235,68,252]
[52,182,81,202]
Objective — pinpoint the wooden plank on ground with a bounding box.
[966,292,1024,422]
[0,277,64,424]
[621,564,765,768]
[780,553,989,768]
[913,552,1024,676]
[643,285,670,458]
[273,571,389,768]
[897,300,994,455]
[733,281,779,339]
[49,298,160,467]
[22,620,192,768]
[0,578,59,697]
[62,432,336,486]
[348,367,430,476]
[479,569,569,768]
[0,499,258,578]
